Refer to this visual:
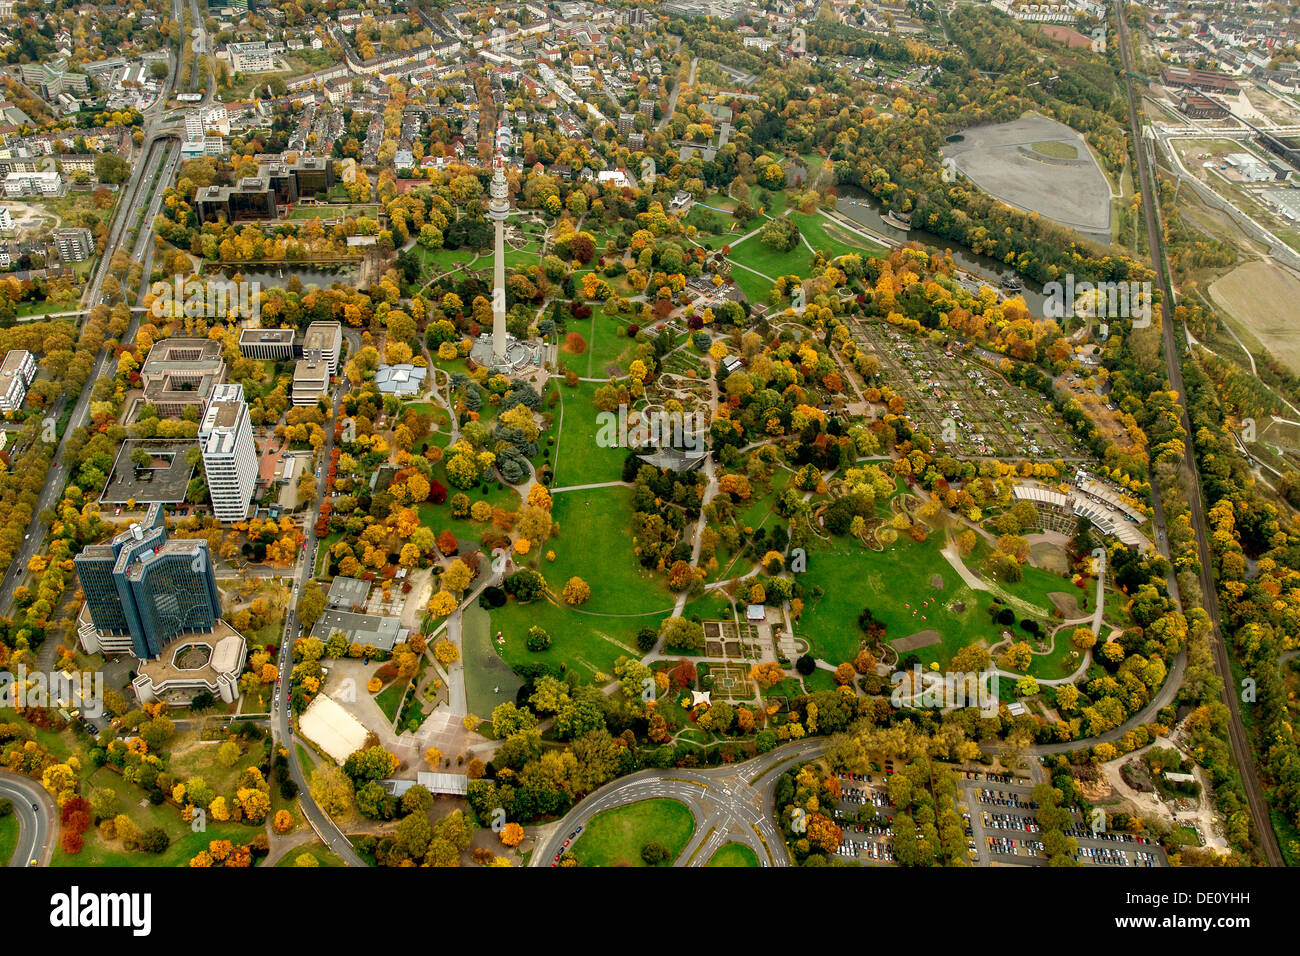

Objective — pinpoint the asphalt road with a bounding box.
[270,375,366,868]
[532,640,1200,869]
[531,739,827,867]
[0,5,185,618]
[0,771,55,867]
[1115,4,1283,867]
[0,137,180,617]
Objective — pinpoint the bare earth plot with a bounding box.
[1208,260,1300,374]
[943,114,1112,243]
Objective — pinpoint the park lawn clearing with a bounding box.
[560,314,637,379]
[416,482,520,551]
[570,798,695,867]
[53,767,256,867]
[276,842,346,867]
[559,316,598,377]
[0,812,17,865]
[372,679,407,724]
[788,211,888,261]
[1025,625,1087,682]
[970,538,1071,620]
[462,602,523,717]
[168,735,266,800]
[552,380,629,486]
[728,265,773,304]
[728,232,814,282]
[796,535,996,668]
[489,597,641,683]
[736,468,792,530]
[547,485,675,615]
[706,842,759,867]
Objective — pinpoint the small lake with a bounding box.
[203,264,359,289]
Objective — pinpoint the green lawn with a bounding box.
[0,812,18,865]
[288,203,380,220]
[728,232,814,281]
[489,596,643,682]
[729,265,774,304]
[569,798,695,867]
[168,737,267,803]
[706,842,759,867]
[373,679,406,724]
[547,486,674,615]
[559,313,638,379]
[789,211,888,261]
[797,534,997,668]
[461,601,523,718]
[54,767,259,867]
[552,381,630,487]
[275,842,345,867]
[416,481,520,552]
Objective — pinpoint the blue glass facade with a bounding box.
[74,504,221,658]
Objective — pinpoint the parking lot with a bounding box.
[832,772,897,866]
[963,777,1168,868]
[829,769,1167,867]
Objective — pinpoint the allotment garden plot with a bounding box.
[852,320,1081,460]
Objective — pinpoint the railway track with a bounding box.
[1114,2,1284,866]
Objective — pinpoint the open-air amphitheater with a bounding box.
[1013,478,1151,550]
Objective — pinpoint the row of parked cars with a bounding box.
[984,811,1040,833]
[977,788,1036,809]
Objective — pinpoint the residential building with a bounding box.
[199,383,257,523]
[53,227,93,262]
[3,170,65,198]
[0,348,36,412]
[227,40,278,73]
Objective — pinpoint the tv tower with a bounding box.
[487,147,511,365]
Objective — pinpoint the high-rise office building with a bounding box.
[199,383,257,523]
[75,504,222,658]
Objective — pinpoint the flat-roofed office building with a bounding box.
[239,327,296,360]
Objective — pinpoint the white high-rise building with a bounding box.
[185,109,205,142]
[199,383,258,523]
